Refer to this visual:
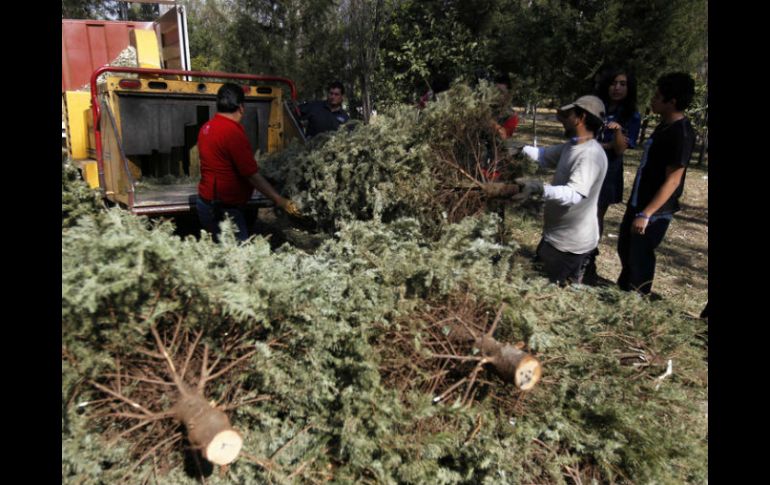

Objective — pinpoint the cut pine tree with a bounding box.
[174,387,243,465]
[88,315,265,477]
[473,336,542,390]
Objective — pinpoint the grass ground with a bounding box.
[507,115,708,317]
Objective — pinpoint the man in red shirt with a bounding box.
[197,83,300,241]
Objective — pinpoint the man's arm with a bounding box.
[543,184,584,206]
[632,165,685,234]
[248,172,290,208]
[513,149,595,205]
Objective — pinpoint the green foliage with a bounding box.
[378,0,489,104]
[262,106,438,234]
[62,161,104,229]
[180,0,706,119]
[686,74,708,144]
[61,203,514,483]
[461,0,707,108]
[62,70,706,484]
[62,195,707,483]
[263,83,525,238]
[61,0,121,19]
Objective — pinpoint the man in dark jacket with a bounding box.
[299,81,350,138]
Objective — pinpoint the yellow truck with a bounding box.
[63,8,305,215]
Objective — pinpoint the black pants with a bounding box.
[616,208,671,294]
[583,203,611,284]
[536,239,590,286]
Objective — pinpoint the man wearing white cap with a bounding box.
[497,95,608,285]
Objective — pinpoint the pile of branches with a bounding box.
[261,83,529,238]
[62,115,707,485]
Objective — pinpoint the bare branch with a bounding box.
[433,376,468,403]
[149,324,183,389]
[179,330,204,382]
[121,433,182,482]
[205,349,257,383]
[168,312,185,356]
[198,343,210,393]
[429,354,485,362]
[102,373,175,387]
[90,381,155,417]
[486,303,506,338]
[462,358,490,405]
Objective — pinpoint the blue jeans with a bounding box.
[196,196,249,242]
[616,207,671,294]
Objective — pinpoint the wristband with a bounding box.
[635,212,650,220]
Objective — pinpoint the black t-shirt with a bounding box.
[631,117,695,214]
[299,100,349,137]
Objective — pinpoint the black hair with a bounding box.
[430,74,451,94]
[328,81,345,95]
[217,82,244,113]
[657,72,695,111]
[473,67,491,84]
[493,72,512,90]
[573,106,604,135]
[596,66,638,124]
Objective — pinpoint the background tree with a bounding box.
[377,0,491,106]
[69,0,707,126]
[62,0,121,19]
[339,0,387,122]
[488,0,706,107]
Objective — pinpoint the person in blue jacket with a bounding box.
[583,67,641,284]
[298,81,350,138]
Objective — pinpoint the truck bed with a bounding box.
[133,183,273,215]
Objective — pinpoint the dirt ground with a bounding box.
[507,115,708,316]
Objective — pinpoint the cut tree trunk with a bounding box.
[448,321,542,391]
[481,183,520,198]
[174,385,243,465]
[474,336,542,390]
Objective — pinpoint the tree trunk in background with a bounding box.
[638,107,651,146]
[361,74,372,123]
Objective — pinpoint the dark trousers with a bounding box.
[583,203,611,283]
[196,197,249,242]
[616,207,671,294]
[536,239,590,285]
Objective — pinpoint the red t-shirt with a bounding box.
[197,114,259,206]
[502,113,519,138]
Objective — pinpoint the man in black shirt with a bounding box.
[617,72,696,295]
[299,81,350,138]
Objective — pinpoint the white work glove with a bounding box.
[521,145,541,161]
